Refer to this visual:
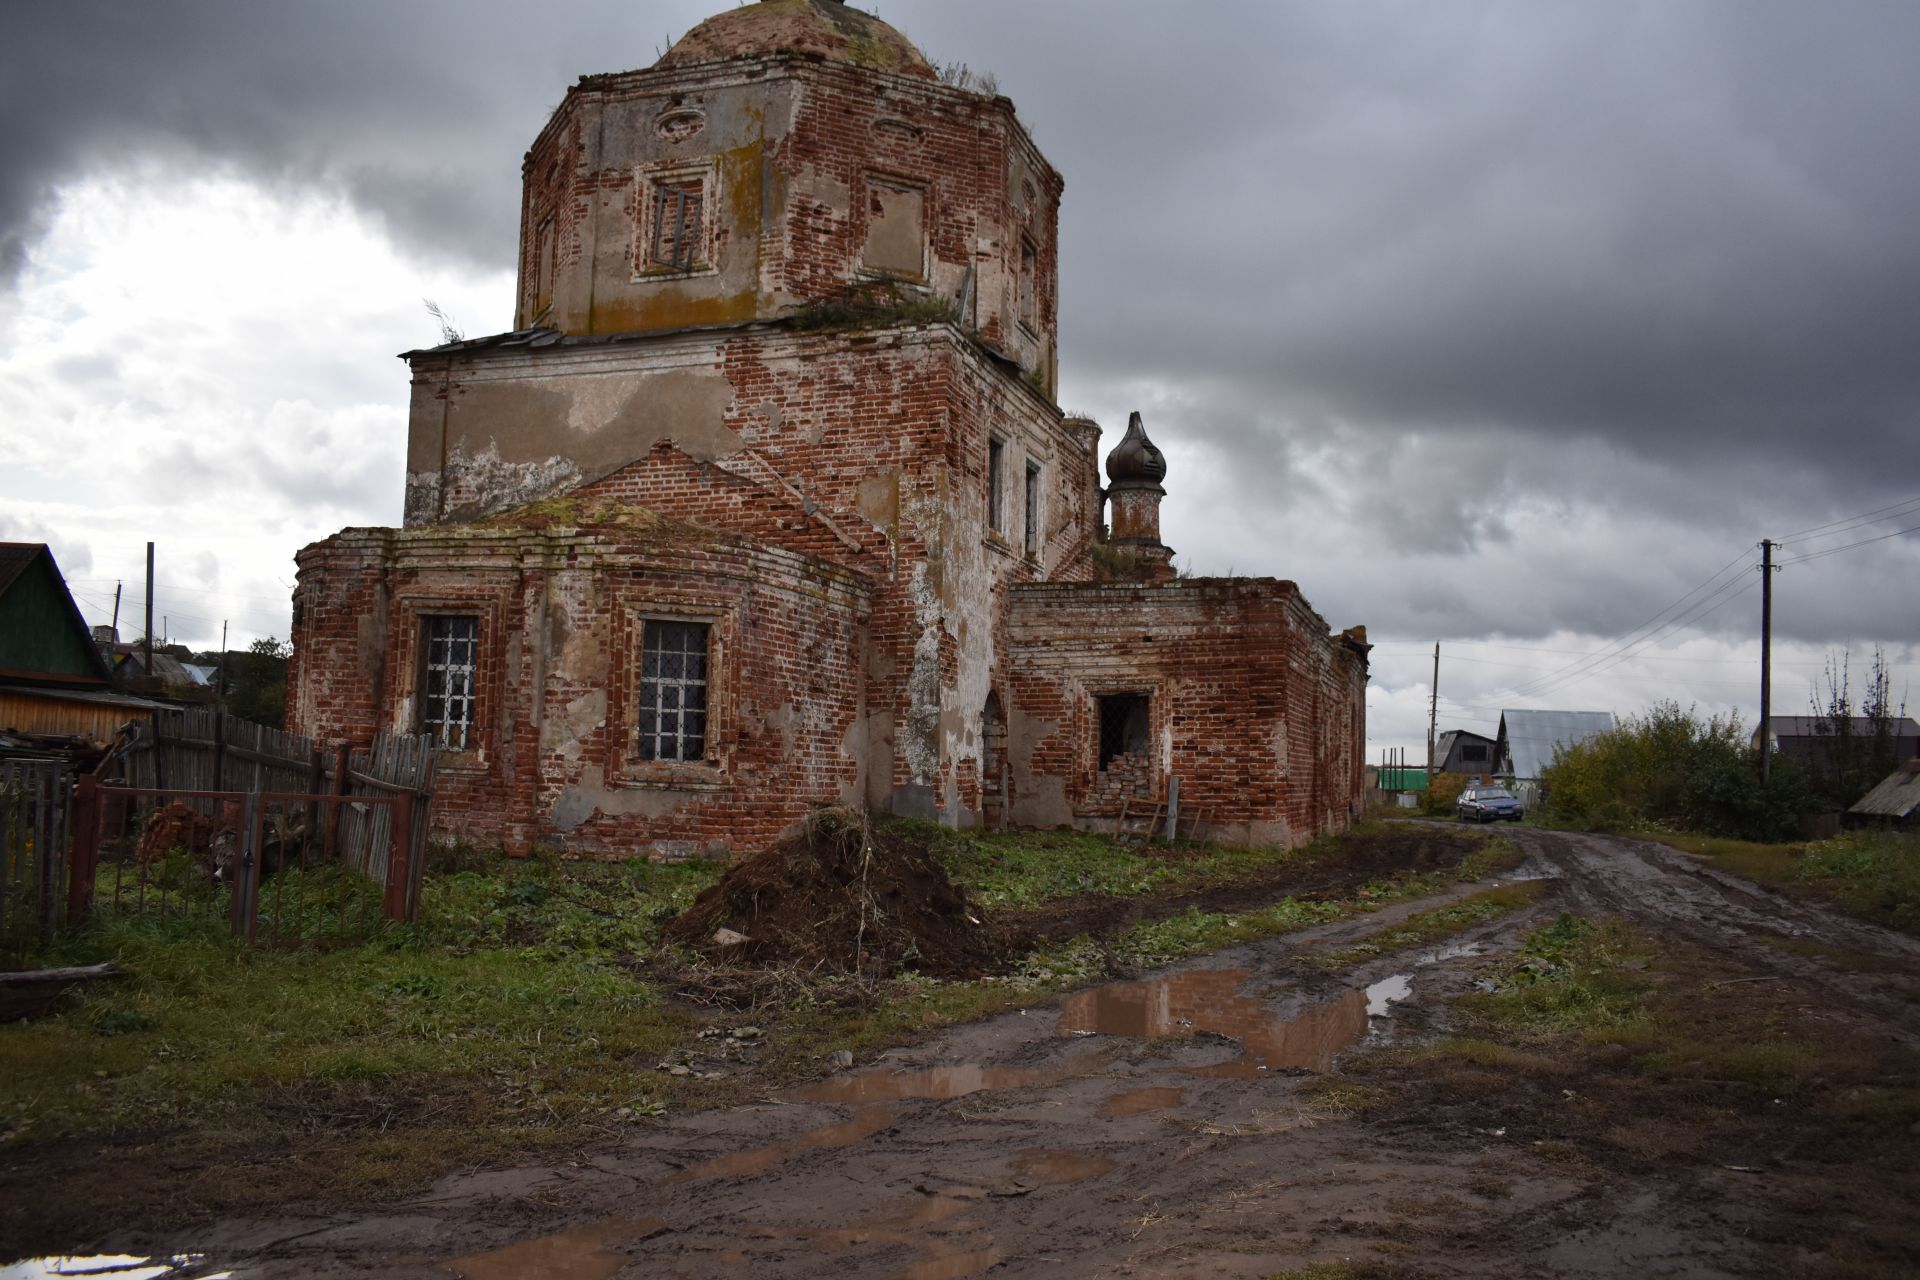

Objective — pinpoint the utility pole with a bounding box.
[143,542,155,677]
[218,620,228,706]
[1426,642,1440,781]
[1759,539,1775,784]
[110,581,121,638]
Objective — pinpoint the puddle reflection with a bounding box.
[1057,967,1371,1076]
[0,1259,230,1280]
[1366,974,1412,1017]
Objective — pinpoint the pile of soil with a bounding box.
[664,807,1000,978]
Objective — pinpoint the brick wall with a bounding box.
[1006,579,1370,847]
[290,513,870,860]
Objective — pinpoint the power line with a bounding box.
[1776,519,1920,566]
[1513,573,1761,703]
[1500,545,1755,701]
[1777,495,1920,545]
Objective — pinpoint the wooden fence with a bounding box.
[0,709,438,954]
[0,759,75,953]
[116,708,437,892]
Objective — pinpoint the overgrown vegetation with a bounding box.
[1648,828,1920,933]
[1539,699,1814,840]
[783,279,958,332]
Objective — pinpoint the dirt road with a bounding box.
[108,828,1920,1278]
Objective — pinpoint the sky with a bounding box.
[2,0,1916,760]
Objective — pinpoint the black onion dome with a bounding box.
[1105,411,1167,485]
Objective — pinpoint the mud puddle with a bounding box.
[444,1218,668,1280]
[1009,1148,1117,1185]
[0,1259,230,1280]
[666,1106,896,1184]
[1099,1085,1184,1117]
[785,1063,1050,1104]
[1058,967,1372,1076]
[1366,974,1412,1017]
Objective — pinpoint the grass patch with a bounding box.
[1448,913,1655,1043]
[1311,880,1548,972]
[1648,829,1920,932]
[0,823,1517,1239]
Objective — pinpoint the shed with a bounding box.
[1846,759,1920,828]
[0,543,154,755]
[1434,728,1497,775]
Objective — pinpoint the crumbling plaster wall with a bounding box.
[1006,579,1369,846]
[398,324,1100,832]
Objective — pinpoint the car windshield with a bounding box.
[1476,788,1515,800]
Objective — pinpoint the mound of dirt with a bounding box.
[664,807,1000,978]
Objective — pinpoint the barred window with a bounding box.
[648,179,704,272]
[638,620,709,762]
[421,615,479,750]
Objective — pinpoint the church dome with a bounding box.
[657,0,937,81]
[1105,412,1168,486]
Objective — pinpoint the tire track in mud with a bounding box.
[1514,828,1920,1044]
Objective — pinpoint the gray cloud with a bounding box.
[2,0,1916,684]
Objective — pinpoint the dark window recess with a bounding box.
[650,181,703,271]
[638,620,710,762]
[1024,460,1042,556]
[421,615,479,750]
[1097,693,1150,769]
[987,437,1006,533]
[1019,236,1037,327]
[1460,744,1490,764]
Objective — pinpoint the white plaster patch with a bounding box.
[437,442,582,520]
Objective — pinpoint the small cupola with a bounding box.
[1105,411,1167,487]
[1102,412,1174,579]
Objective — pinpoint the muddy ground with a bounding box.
[29,827,1920,1278]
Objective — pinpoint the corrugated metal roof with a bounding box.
[1848,762,1920,819]
[1498,709,1616,780]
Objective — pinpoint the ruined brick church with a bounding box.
[288,0,1370,858]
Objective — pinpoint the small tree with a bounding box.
[222,637,291,730]
[1807,646,1908,809]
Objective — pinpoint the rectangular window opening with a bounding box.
[638,619,710,762]
[1018,236,1037,328]
[649,179,705,272]
[420,615,480,750]
[987,437,1007,535]
[1097,693,1151,771]
[1460,744,1489,764]
[1024,460,1042,556]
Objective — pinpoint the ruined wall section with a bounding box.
[1005,579,1369,847]
[291,514,870,859]
[510,58,1062,390]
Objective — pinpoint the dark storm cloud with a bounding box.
[3,0,1915,658]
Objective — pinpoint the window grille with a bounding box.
[988,438,1006,533]
[638,620,710,762]
[421,615,479,750]
[650,181,704,271]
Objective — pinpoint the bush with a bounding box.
[1540,700,1814,841]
